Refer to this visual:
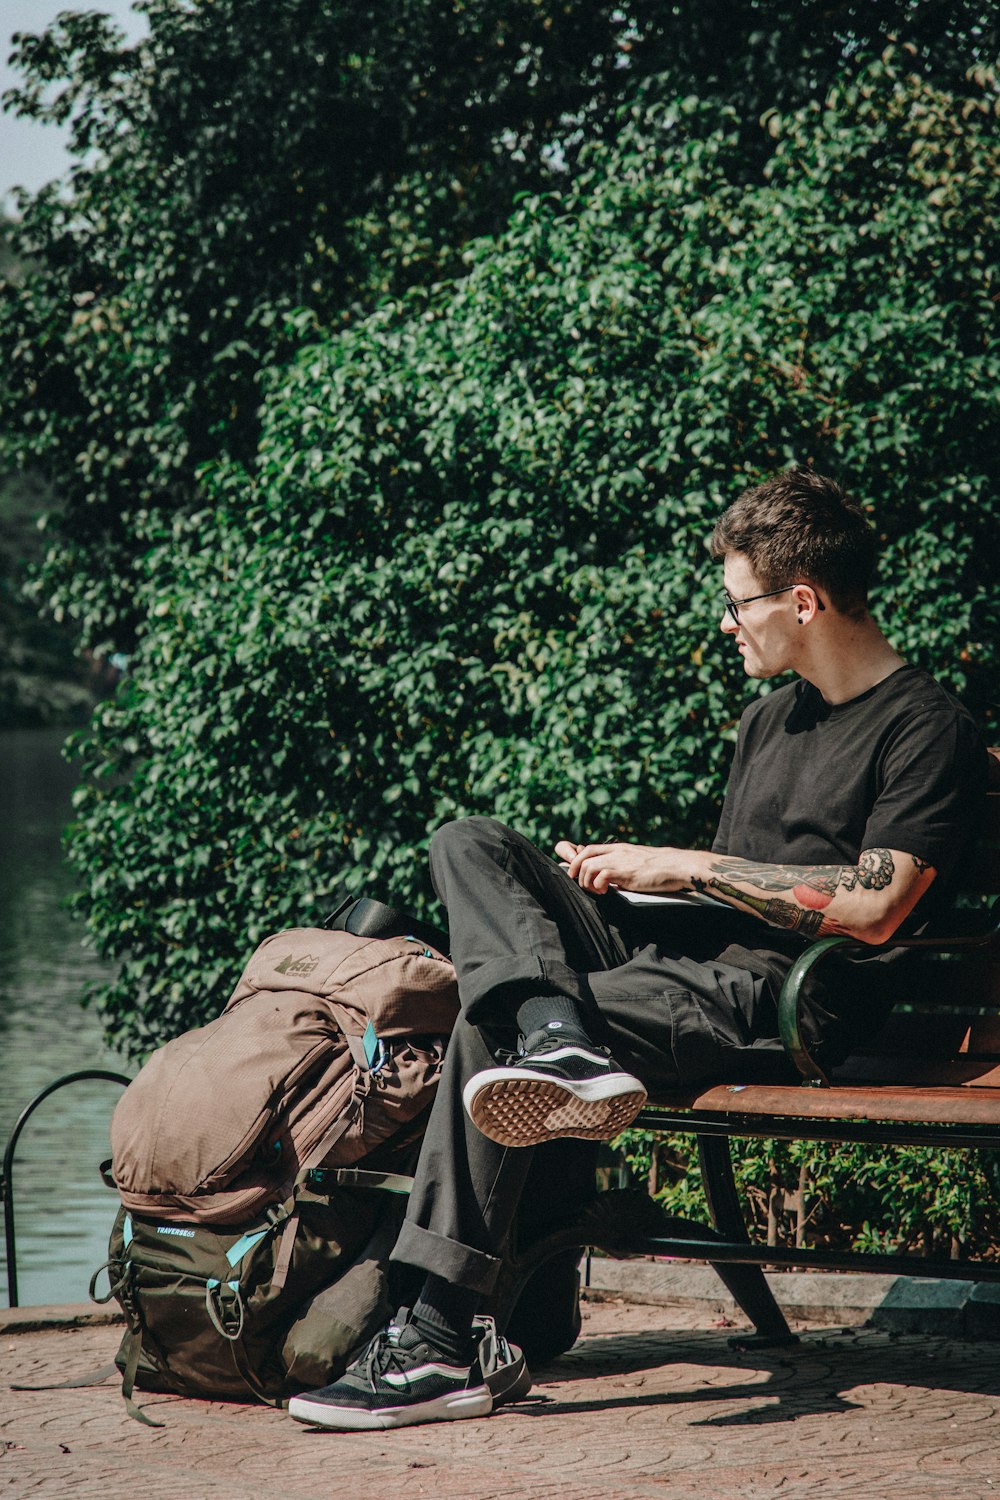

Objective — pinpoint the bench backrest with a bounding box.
[964,763,1000,893]
[843,770,1000,1074]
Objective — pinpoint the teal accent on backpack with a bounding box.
[225,1228,270,1266]
[362,1019,381,1070]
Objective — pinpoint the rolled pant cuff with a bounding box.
[390,1219,503,1297]
[462,955,583,1025]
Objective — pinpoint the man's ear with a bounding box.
[792,583,824,623]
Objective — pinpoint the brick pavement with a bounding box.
[3,1297,1000,1500]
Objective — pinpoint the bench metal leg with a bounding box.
[697,1134,797,1345]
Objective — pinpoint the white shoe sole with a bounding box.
[287,1384,493,1430]
[463,1066,647,1147]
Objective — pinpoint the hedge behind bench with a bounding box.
[64,51,999,1091]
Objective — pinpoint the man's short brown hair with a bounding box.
[710,469,877,618]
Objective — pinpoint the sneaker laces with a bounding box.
[360,1319,417,1393]
[360,1314,473,1392]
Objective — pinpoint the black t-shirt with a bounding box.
[706,665,988,1065]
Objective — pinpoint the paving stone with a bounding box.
[4,1300,1000,1500]
[963,1283,1000,1342]
[584,1259,899,1325]
[868,1276,978,1335]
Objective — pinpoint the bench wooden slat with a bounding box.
[885,961,1000,1008]
[845,1010,1000,1060]
[647,1076,1000,1126]
[955,789,1000,891]
[960,1016,1000,1053]
[961,847,1000,894]
[834,1055,1000,1087]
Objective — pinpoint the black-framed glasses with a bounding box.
[723,584,824,625]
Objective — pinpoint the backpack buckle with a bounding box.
[204,1278,246,1341]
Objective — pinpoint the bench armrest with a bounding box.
[777,936,854,1087]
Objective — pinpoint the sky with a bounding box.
[1,0,147,208]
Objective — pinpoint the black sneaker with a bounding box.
[462,1029,647,1147]
[287,1313,493,1430]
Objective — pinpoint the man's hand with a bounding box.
[554,840,688,896]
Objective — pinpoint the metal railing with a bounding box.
[2,1070,130,1308]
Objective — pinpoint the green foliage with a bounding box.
[0,469,95,726]
[616,1130,1000,1258]
[59,48,1000,1058]
[0,223,95,723]
[1,1,995,653]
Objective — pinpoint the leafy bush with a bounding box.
[617,1131,1000,1260]
[63,49,999,1059]
[0,470,95,726]
[1,1,994,653]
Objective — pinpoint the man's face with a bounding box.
[720,553,799,680]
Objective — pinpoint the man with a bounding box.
[288,469,987,1431]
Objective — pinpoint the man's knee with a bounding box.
[429,815,511,873]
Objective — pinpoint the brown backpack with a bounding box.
[110,926,459,1225]
[94,926,459,1419]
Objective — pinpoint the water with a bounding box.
[0,727,131,1306]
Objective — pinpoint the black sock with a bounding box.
[410,1275,480,1363]
[515,993,593,1047]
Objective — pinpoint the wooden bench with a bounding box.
[497,755,1000,1347]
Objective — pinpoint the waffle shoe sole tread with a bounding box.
[464,1068,646,1147]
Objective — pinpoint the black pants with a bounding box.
[389,817,779,1294]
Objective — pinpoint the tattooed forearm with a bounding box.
[682,842,930,942]
[699,879,826,937]
[709,858,840,895]
[709,849,896,901]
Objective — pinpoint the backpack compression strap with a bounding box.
[300,1166,414,1195]
[119,1326,166,1428]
